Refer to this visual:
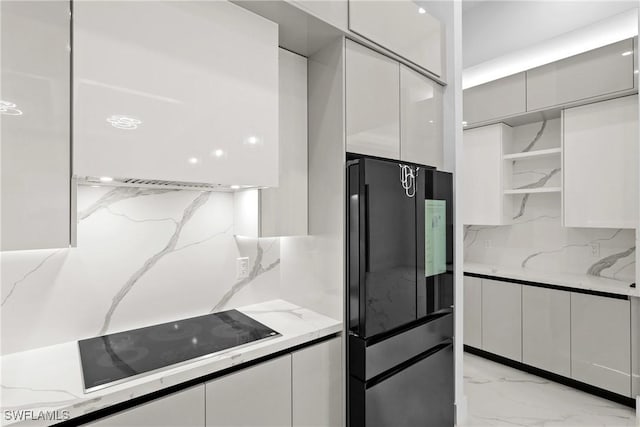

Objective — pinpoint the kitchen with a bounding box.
[0,1,638,426]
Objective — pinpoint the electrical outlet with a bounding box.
[236,257,250,279]
[589,243,600,258]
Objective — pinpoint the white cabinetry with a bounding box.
[571,293,631,396]
[348,0,443,77]
[462,124,513,225]
[292,337,342,427]
[234,49,308,237]
[400,65,443,168]
[463,276,482,349]
[73,0,278,187]
[527,39,635,111]
[206,356,292,427]
[481,279,522,361]
[522,286,571,376]
[463,73,526,126]
[87,386,205,427]
[345,40,400,159]
[1,0,71,251]
[563,95,638,228]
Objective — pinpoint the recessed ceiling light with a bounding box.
[99,176,113,183]
[635,70,639,74]
[214,149,224,158]
[428,120,434,124]
[106,115,142,130]
[247,136,258,144]
[230,185,240,190]
[418,7,426,14]
[188,157,199,164]
[462,121,468,127]
[0,100,23,116]
[621,51,633,56]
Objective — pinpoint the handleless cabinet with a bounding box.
[292,337,342,427]
[1,0,71,251]
[73,0,278,187]
[481,279,522,362]
[463,73,526,126]
[570,293,631,396]
[462,124,513,225]
[522,286,571,376]
[87,385,205,426]
[346,40,400,159]
[205,355,292,427]
[400,65,443,168]
[348,0,443,77]
[563,95,638,228]
[463,276,482,349]
[527,39,635,111]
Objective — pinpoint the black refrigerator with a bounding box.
[347,156,454,427]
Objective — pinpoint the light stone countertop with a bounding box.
[0,300,342,426]
[465,262,638,298]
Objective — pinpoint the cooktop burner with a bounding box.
[78,309,279,392]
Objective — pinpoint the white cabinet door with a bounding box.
[522,286,571,376]
[88,386,205,426]
[482,279,522,361]
[346,40,400,159]
[527,39,635,111]
[206,356,292,427]
[399,65,443,168]
[462,124,513,225]
[571,293,631,396]
[1,0,71,251]
[463,276,482,349]
[348,0,443,77]
[563,95,638,228]
[292,338,342,427]
[463,73,526,125]
[73,1,278,187]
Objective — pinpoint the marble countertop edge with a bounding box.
[0,299,343,427]
[464,262,639,298]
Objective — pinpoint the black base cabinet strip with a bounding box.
[464,346,636,408]
[53,333,340,427]
[464,272,630,300]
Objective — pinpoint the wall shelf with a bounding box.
[503,147,561,160]
[504,187,562,195]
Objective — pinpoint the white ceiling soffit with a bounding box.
[463,7,638,89]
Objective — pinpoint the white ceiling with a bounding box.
[462,1,638,68]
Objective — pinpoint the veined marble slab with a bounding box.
[0,300,342,426]
[465,262,638,298]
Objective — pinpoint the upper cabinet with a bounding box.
[527,39,635,111]
[234,49,308,238]
[346,40,444,167]
[346,40,400,159]
[400,65,444,168]
[463,73,526,126]
[73,1,279,188]
[348,0,443,77]
[1,0,71,251]
[462,124,513,225]
[563,95,638,229]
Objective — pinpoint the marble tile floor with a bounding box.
[460,353,638,427]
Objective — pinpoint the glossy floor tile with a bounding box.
[461,353,638,427]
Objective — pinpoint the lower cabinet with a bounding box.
[522,286,571,376]
[463,276,482,349]
[206,355,292,427]
[292,337,342,427]
[86,385,205,427]
[482,279,522,361]
[571,293,631,396]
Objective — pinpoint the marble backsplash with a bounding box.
[0,186,282,355]
[464,118,636,282]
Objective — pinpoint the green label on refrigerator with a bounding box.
[425,199,446,277]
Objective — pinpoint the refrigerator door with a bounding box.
[348,157,424,338]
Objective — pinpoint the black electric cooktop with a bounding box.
[78,310,279,392]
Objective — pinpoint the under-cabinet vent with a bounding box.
[76,176,243,192]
